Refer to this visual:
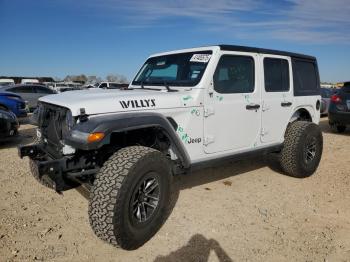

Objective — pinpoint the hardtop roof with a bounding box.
[218,45,316,60]
[150,45,316,61]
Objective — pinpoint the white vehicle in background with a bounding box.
[21,79,39,84]
[50,82,83,93]
[0,79,15,87]
[89,82,128,89]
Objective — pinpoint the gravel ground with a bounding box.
[0,118,349,262]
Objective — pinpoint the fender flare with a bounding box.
[65,112,191,168]
[289,106,314,123]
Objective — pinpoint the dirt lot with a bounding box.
[0,118,349,262]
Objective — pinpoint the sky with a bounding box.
[0,0,349,83]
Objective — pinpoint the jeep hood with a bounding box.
[39,88,200,116]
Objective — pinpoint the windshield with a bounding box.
[132,51,213,87]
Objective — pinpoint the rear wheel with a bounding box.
[280,121,323,178]
[88,146,172,250]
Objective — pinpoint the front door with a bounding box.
[204,52,261,154]
[260,55,293,143]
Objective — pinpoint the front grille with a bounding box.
[37,103,70,150]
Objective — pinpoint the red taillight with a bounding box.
[331,94,341,103]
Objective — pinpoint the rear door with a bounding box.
[261,55,293,143]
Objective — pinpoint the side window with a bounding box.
[99,83,107,88]
[35,86,53,94]
[293,59,319,96]
[8,86,32,93]
[264,58,290,92]
[214,55,255,94]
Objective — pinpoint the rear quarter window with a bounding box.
[292,59,320,96]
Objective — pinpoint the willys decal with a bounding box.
[119,99,156,109]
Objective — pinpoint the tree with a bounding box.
[64,74,88,83]
[106,74,128,83]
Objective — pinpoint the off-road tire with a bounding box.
[88,146,172,250]
[280,121,323,178]
[28,135,52,188]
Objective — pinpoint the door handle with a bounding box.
[281,102,292,107]
[246,104,260,110]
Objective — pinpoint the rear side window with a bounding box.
[292,59,320,96]
[214,55,255,94]
[264,58,290,92]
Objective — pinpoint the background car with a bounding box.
[49,82,83,93]
[88,82,129,89]
[0,109,19,140]
[329,82,350,133]
[0,78,15,87]
[21,78,39,84]
[320,87,335,116]
[0,84,56,111]
[0,91,27,117]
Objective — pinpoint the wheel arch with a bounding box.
[289,106,314,123]
[65,112,191,168]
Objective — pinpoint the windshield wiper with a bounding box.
[137,81,164,91]
[138,80,177,92]
[163,81,178,92]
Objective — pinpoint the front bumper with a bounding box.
[18,144,79,192]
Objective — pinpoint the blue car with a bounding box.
[0,91,27,117]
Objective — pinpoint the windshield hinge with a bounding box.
[204,107,215,117]
[203,135,215,146]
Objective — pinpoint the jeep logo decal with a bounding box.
[119,99,156,109]
[188,137,202,144]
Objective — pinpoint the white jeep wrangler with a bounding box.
[19,45,323,250]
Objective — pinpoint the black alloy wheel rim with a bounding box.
[304,136,317,164]
[130,173,160,224]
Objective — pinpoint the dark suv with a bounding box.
[329,82,350,133]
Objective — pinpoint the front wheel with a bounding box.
[280,121,323,178]
[88,146,172,250]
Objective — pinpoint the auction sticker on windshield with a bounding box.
[190,54,212,63]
